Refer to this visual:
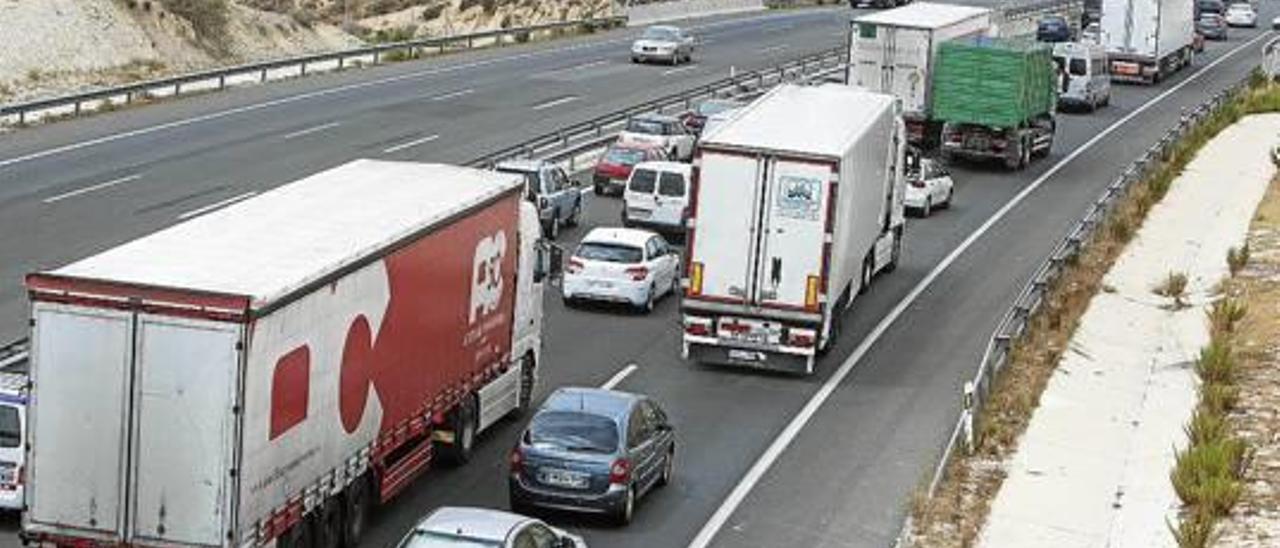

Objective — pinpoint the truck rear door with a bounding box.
[689,151,762,302]
[850,24,931,115]
[755,158,833,310]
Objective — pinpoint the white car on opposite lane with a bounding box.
[631,25,695,65]
[904,158,954,217]
[562,227,681,313]
[1225,3,1258,27]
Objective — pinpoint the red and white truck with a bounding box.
[681,84,906,375]
[21,160,556,548]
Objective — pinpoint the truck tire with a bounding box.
[514,354,536,417]
[858,254,873,295]
[438,395,478,466]
[1004,141,1023,170]
[316,497,344,548]
[342,475,373,548]
[883,227,903,272]
[278,515,314,548]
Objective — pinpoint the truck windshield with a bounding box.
[529,411,619,453]
[1069,58,1088,76]
[576,243,643,264]
[0,406,19,449]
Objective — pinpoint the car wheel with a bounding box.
[547,215,560,240]
[670,273,680,298]
[657,447,675,487]
[616,485,636,526]
[921,197,932,217]
[942,188,953,209]
[631,56,640,64]
[640,285,656,314]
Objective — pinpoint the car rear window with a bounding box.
[0,406,19,449]
[626,119,665,135]
[605,147,646,166]
[576,242,643,264]
[1069,58,1087,76]
[658,172,686,197]
[629,169,658,193]
[398,531,501,548]
[529,411,619,453]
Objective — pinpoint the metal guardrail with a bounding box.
[0,15,626,126]
[910,72,1253,522]
[467,46,848,170]
[0,338,27,371]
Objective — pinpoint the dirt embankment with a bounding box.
[0,0,614,104]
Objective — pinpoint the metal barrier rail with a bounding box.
[467,46,848,169]
[0,338,27,371]
[905,72,1253,538]
[0,15,627,125]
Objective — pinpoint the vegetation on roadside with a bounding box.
[160,0,232,53]
[908,73,1280,548]
[1154,270,1190,309]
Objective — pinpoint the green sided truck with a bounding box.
[933,37,1058,170]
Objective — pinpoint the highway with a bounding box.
[1,3,1275,548]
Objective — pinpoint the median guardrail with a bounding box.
[898,71,1255,547]
[0,15,626,126]
[0,338,27,371]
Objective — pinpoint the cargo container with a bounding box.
[933,37,1058,169]
[682,84,906,375]
[1101,0,1196,83]
[21,160,556,548]
[846,2,993,147]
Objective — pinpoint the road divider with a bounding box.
[43,174,142,204]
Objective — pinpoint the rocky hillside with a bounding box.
[0,0,615,104]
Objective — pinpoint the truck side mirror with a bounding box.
[537,244,564,284]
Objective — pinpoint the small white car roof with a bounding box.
[631,161,692,174]
[582,227,659,248]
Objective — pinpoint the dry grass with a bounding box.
[160,0,232,53]
[1154,270,1191,308]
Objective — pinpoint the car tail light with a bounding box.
[805,275,821,311]
[625,266,649,281]
[609,458,632,485]
[509,446,525,475]
[909,178,926,189]
[689,262,704,295]
[567,259,584,274]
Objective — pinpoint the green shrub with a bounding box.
[1226,244,1250,277]
[1206,297,1247,336]
[1170,439,1247,514]
[1200,382,1239,415]
[1195,340,1236,385]
[161,0,230,52]
[1169,511,1218,548]
[1184,407,1228,446]
[1154,271,1190,308]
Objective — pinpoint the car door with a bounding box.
[653,169,688,227]
[645,400,674,456]
[548,168,576,221]
[644,238,666,291]
[626,404,661,490]
[667,122,693,160]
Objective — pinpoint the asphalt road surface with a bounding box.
[0,3,1274,548]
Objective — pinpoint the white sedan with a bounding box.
[395,507,586,548]
[631,25,695,65]
[1226,3,1258,27]
[904,158,954,217]
[562,227,681,313]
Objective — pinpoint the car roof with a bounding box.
[632,161,691,174]
[631,113,680,123]
[494,159,546,172]
[0,372,26,405]
[544,387,640,420]
[581,227,660,248]
[413,507,531,542]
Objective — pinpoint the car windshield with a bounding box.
[605,147,647,166]
[658,172,686,197]
[576,242,643,264]
[528,411,619,453]
[625,119,666,135]
[397,530,501,548]
[630,169,658,193]
[0,406,19,449]
[642,27,678,41]
[1200,14,1221,23]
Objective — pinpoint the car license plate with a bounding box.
[589,280,613,288]
[541,469,588,489]
[728,349,765,362]
[1114,63,1138,75]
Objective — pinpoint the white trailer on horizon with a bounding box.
[1101,0,1195,83]
[681,84,906,375]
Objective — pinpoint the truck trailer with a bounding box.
[1101,0,1195,83]
[21,160,555,548]
[681,84,906,375]
[846,2,993,147]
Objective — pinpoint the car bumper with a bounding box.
[683,337,815,375]
[563,276,649,306]
[632,50,676,61]
[0,486,22,511]
[510,476,628,514]
[593,175,626,194]
[903,192,928,210]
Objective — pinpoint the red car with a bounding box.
[593,140,669,196]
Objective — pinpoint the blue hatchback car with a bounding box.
[508,388,676,525]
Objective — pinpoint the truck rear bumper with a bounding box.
[683,337,815,375]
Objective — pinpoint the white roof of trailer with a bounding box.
[700,84,894,158]
[854,2,991,29]
[50,160,521,306]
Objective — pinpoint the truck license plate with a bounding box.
[728,349,765,362]
[541,469,588,489]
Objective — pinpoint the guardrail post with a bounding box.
[339,57,345,70]
[219,74,227,90]
[74,101,81,116]
[962,382,975,453]
[174,82,181,95]
[261,68,268,82]
[374,51,381,64]
[468,36,474,49]
[126,91,134,104]
[301,62,308,76]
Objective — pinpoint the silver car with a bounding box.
[395,507,585,548]
[631,25,695,65]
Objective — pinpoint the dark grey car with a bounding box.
[508,388,676,525]
[496,160,582,240]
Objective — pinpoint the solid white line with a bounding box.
[601,364,639,391]
[532,96,579,111]
[43,174,141,204]
[281,122,340,140]
[686,30,1273,548]
[383,134,440,154]
[663,65,699,76]
[430,88,475,101]
[760,44,789,54]
[177,191,258,220]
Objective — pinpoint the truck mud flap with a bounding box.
[687,342,814,375]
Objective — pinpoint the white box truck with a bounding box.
[21,160,557,548]
[1101,0,1195,83]
[681,84,906,375]
[847,2,992,147]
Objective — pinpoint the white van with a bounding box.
[1054,42,1111,111]
[0,372,26,512]
[622,161,692,236]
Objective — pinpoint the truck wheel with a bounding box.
[1004,145,1022,170]
[279,515,314,548]
[342,476,372,548]
[858,255,873,295]
[438,396,478,466]
[316,497,344,548]
[546,216,560,240]
[884,227,903,272]
[515,354,536,417]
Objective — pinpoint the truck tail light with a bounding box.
[689,262,704,295]
[788,329,816,348]
[720,321,750,335]
[805,275,821,311]
[685,323,710,337]
[609,458,632,485]
[993,139,1008,150]
[509,446,525,475]
[567,258,584,274]
[625,266,649,281]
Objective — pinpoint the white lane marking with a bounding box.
[383,134,441,154]
[531,59,608,78]
[177,191,258,220]
[760,44,789,54]
[0,9,831,170]
[429,88,475,101]
[601,364,639,390]
[532,96,580,111]
[281,121,340,140]
[43,174,141,204]
[663,65,699,76]
[687,29,1274,548]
